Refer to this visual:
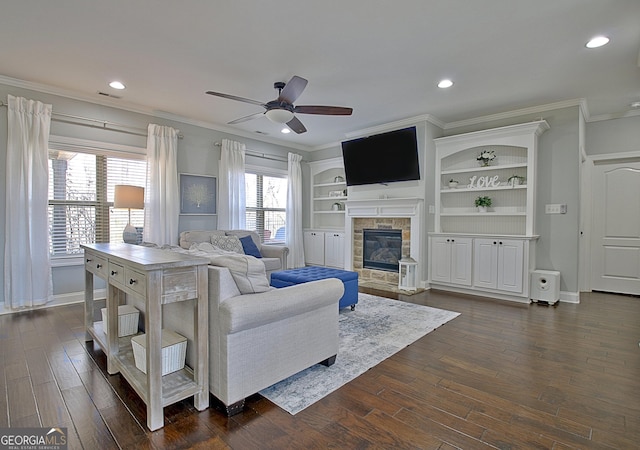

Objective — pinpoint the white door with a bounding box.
[450,238,473,286]
[324,232,345,268]
[591,162,640,294]
[474,238,498,289]
[303,231,325,266]
[497,239,524,293]
[431,237,452,283]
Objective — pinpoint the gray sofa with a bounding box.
[179,230,288,278]
[164,239,344,416]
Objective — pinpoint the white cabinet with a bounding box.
[309,157,347,230]
[304,230,345,269]
[304,231,325,266]
[473,238,524,293]
[433,121,548,236]
[430,236,472,286]
[324,232,345,269]
[429,121,546,303]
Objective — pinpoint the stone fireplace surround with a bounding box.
[344,198,424,287]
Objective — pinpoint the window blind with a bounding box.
[48,149,146,256]
[245,171,287,243]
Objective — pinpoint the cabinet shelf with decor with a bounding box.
[430,120,549,303]
[309,157,347,230]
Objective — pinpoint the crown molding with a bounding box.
[344,113,445,140]
[443,99,589,130]
[0,75,311,152]
[588,108,640,123]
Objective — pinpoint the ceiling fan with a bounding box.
[206,75,353,134]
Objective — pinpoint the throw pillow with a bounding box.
[239,235,262,258]
[210,234,244,253]
[208,253,270,294]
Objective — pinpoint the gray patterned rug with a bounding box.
[259,293,460,415]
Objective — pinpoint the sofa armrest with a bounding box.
[219,278,343,334]
[260,244,289,270]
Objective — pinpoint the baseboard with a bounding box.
[559,291,580,304]
[0,289,105,315]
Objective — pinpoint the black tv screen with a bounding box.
[341,126,420,186]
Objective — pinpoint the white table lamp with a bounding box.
[114,185,144,244]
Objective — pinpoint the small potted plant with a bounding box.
[448,178,459,188]
[475,196,492,213]
[508,174,525,187]
[477,150,496,167]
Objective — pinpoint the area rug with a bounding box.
[259,293,460,414]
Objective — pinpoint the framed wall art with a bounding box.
[179,174,217,215]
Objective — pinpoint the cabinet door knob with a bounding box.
[499,241,503,245]
[96,264,102,269]
[86,258,92,263]
[446,239,450,242]
[451,239,455,242]
[493,241,497,245]
[111,270,117,276]
[129,278,137,285]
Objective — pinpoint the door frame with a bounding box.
[579,150,640,292]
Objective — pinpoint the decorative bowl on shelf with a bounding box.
[448,179,459,188]
[334,175,344,183]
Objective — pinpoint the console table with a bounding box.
[82,243,209,430]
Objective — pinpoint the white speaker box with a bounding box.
[530,270,560,304]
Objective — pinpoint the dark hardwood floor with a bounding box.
[1,289,638,449]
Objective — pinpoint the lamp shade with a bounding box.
[114,185,144,209]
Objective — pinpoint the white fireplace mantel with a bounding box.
[345,197,425,285]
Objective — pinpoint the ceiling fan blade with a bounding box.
[278,76,308,104]
[286,116,307,134]
[294,105,353,116]
[228,111,265,125]
[206,91,265,107]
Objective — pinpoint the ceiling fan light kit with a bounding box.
[206,75,353,134]
[265,106,294,123]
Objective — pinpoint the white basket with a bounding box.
[101,305,139,337]
[131,329,187,376]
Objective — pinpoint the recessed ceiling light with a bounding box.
[281,128,291,134]
[438,79,454,89]
[109,81,126,90]
[586,36,609,48]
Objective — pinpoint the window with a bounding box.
[48,142,146,258]
[245,169,287,243]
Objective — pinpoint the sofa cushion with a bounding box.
[179,230,225,249]
[208,253,270,294]
[239,235,262,258]
[210,234,244,253]
[225,230,261,249]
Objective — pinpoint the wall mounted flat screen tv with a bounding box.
[341,126,420,186]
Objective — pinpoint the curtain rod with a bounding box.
[0,101,183,139]
[214,141,293,162]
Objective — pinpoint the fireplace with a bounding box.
[363,228,402,272]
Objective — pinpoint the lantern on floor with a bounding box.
[398,256,418,292]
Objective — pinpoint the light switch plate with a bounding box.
[545,204,567,214]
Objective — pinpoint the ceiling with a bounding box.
[1,1,639,150]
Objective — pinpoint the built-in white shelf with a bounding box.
[441,185,527,193]
[442,163,527,175]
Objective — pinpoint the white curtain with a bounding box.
[4,95,53,309]
[218,139,246,230]
[144,124,180,246]
[286,152,305,268]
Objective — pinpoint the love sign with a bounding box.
[468,175,500,189]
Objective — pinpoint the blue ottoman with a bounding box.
[270,266,359,310]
